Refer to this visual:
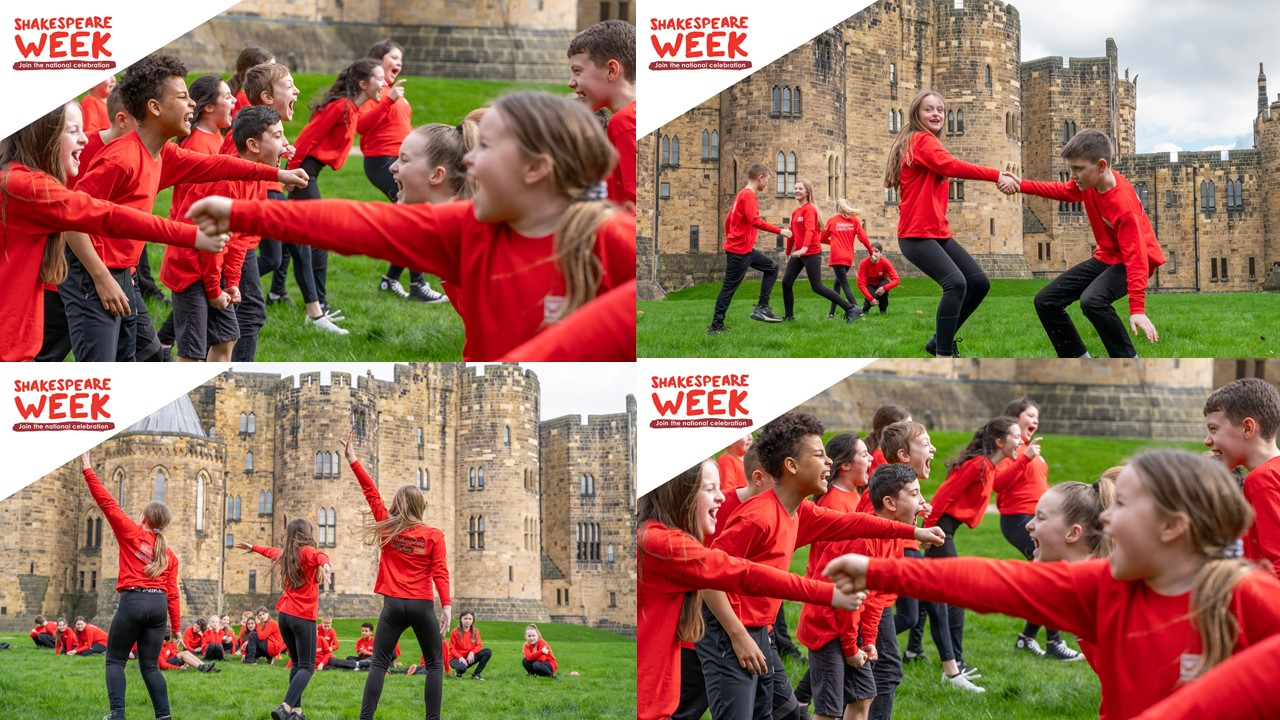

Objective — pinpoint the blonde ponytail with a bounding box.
[140,501,172,578]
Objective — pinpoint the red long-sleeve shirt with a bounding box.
[159,641,183,669]
[637,521,835,720]
[228,198,635,360]
[352,460,451,603]
[856,257,900,302]
[797,486,866,655]
[1018,171,1166,314]
[256,618,287,658]
[863,555,1280,720]
[74,624,108,652]
[723,187,782,254]
[449,626,484,660]
[168,127,225,223]
[66,130,107,191]
[356,89,414,158]
[994,439,1050,516]
[221,627,239,652]
[31,621,57,639]
[787,202,821,256]
[319,626,339,652]
[356,636,375,657]
[703,485,747,548]
[0,162,198,361]
[84,468,181,633]
[182,625,205,652]
[717,452,747,494]
[1243,455,1280,574]
[497,278,636,361]
[73,130,277,269]
[523,640,557,672]
[81,94,109,134]
[927,454,1029,529]
[606,101,636,206]
[710,489,917,626]
[1131,632,1280,720]
[289,98,359,172]
[232,90,251,118]
[161,176,261,298]
[54,627,76,654]
[250,544,331,621]
[896,131,1000,239]
[820,215,872,267]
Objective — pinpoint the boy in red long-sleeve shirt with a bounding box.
[30,615,58,649]
[708,163,792,333]
[567,20,636,209]
[856,243,900,316]
[1203,378,1280,575]
[1001,129,1165,357]
[81,77,115,134]
[717,434,752,494]
[697,412,944,720]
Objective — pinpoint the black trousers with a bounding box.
[62,253,137,362]
[868,610,902,720]
[269,188,319,304]
[782,254,850,316]
[279,612,317,708]
[360,597,443,720]
[1001,513,1062,643]
[449,647,491,676]
[901,547,927,655]
[523,659,555,676]
[202,643,225,661]
[105,591,170,718]
[288,157,330,307]
[711,249,779,325]
[923,515,965,663]
[364,155,425,286]
[33,632,56,648]
[134,247,161,297]
[1034,257,1136,357]
[898,237,989,353]
[862,279,892,315]
[672,645,708,720]
[231,246,267,362]
[243,632,274,662]
[36,288,72,361]
[829,264,855,315]
[696,610,776,720]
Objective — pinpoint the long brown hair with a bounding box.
[229,46,274,95]
[410,109,483,201]
[491,93,619,321]
[947,416,1018,472]
[140,501,172,578]
[359,484,429,548]
[1129,451,1256,678]
[0,102,74,284]
[794,178,823,227]
[884,90,944,189]
[457,610,478,644]
[311,58,380,116]
[279,517,322,590]
[866,405,911,452]
[637,461,714,642]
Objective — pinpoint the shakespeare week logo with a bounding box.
[13,377,114,431]
[649,15,749,71]
[650,374,750,429]
[13,15,115,71]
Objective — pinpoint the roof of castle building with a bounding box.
[125,394,207,438]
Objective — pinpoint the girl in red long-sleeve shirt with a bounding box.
[1130,631,1280,720]
[448,611,492,679]
[82,450,181,720]
[820,200,873,319]
[188,92,635,360]
[522,625,558,677]
[237,519,332,720]
[883,90,1009,357]
[342,429,450,720]
[69,617,109,656]
[827,450,1280,720]
[781,180,859,322]
[53,617,76,655]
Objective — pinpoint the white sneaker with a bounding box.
[943,671,986,693]
[306,314,349,335]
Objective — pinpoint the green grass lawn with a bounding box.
[638,277,1280,358]
[0,620,633,719]
[76,74,564,362]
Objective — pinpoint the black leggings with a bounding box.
[923,515,966,663]
[361,597,443,720]
[105,591,170,718]
[278,612,317,708]
[828,264,855,316]
[288,157,330,306]
[782,254,850,316]
[202,643,225,661]
[1000,514,1062,644]
[898,237,990,353]
[523,659,555,676]
[364,155,425,286]
[900,547,927,655]
[449,647,492,676]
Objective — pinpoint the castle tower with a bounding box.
[1256,63,1269,148]
[1256,90,1280,288]
[454,364,547,620]
[1,466,88,625]
[928,0,1024,263]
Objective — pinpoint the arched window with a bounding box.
[793,88,801,116]
[113,468,124,502]
[247,413,255,434]
[1006,112,1011,135]
[1237,175,1245,208]
[670,137,680,166]
[318,508,329,547]
[469,467,476,490]
[956,110,964,134]
[153,468,166,503]
[327,507,336,546]
[608,543,615,563]
[710,131,719,160]
[195,474,205,532]
[228,495,235,519]
[239,413,248,433]
[417,428,424,448]
[984,65,992,88]
[776,152,787,195]
[245,451,253,472]
[898,110,903,131]
[478,467,485,490]
[702,130,710,160]
[325,451,333,476]
[234,495,241,521]
[889,108,896,132]
[315,452,323,476]
[1226,179,1235,208]
[259,489,266,514]
[782,87,791,114]
[660,135,670,165]
[1208,181,1216,209]
[469,516,476,549]
[786,152,797,195]
[772,86,781,114]
[947,111,954,134]
[266,491,273,514]
[477,515,485,550]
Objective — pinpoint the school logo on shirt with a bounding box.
[544,296,566,324]
[12,16,116,71]
[11,377,113,432]
[1179,653,1202,683]
[649,373,751,428]
[648,15,750,71]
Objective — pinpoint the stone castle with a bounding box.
[0,364,637,637]
[638,0,1280,297]
[159,0,636,84]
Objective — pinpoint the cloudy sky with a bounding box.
[1016,0,1280,153]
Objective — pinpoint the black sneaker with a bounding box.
[783,314,795,322]
[844,306,863,323]
[903,650,926,664]
[379,276,410,299]
[409,282,449,305]
[707,322,728,335]
[266,291,289,305]
[749,305,784,323]
[924,334,963,357]
[1015,634,1046,657]
[827,312,835,319]
[271,704,290,720]
[472,674,486,681]
[1044,640,1084,662]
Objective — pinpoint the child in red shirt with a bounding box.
[820,200,873,318]
[781,179,859,322]
[1002,128,1165,357]
[717,434,752,494]
[30,615,58,649]
[237,520,332,719]
[343,430,450,719]
[188,93,634,360]
[182,619,207,656]
[827,450,1280,720]
[82,450,182,719]
[228,46,275,118]
[1131,631,1280,720]
[69,617,109,656]
[53,617,76,655]
[884,90,1010,357]
[567,20,636,208]
[1203,378,1280,575]
[244,608,288,664]
[497,278,635,360]
[708,162,791,333]
[448,611,492,679]
[80,76,115,134]
[856,242,900,316]
[522,625,558,677]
